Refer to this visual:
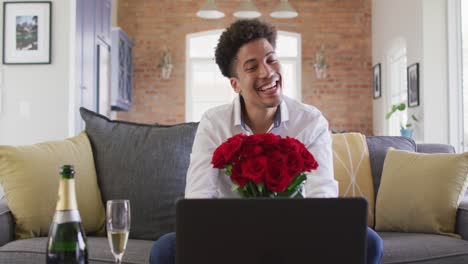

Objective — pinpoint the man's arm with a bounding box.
[299,115,339,198]
[185,114,220,198]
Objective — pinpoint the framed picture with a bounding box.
[373,63,381,99]
[2,1,52,64]
[407,63,420,107]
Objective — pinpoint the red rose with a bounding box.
[300,147,319,171]
[261,133,281,152]
[231,161,248,186]
[213,133,318,197]
[221,134,246,163]
[240,135,264,158]
[211,146,226,169]
[265,151,290,192]
[285,150,304,179]
[241,156,267,184]
[279,137,302,153]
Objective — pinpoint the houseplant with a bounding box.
[385,102,419,138]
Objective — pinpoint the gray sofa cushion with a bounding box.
[0,198,14,247]
[3,233,468,264]
[456,195,468,240]
[366,136,416,197]
[417,143,456,154]
[80,108,198,240]
[0,237,152,264]
[379,232,468,264]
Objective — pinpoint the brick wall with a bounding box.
[117,0,373,135]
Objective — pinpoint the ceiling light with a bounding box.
[233,0,261,19]
[270,0,298,19]
[196,0,225,19]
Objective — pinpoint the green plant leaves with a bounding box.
[386,102,406,120]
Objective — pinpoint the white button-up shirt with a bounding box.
[185,95,339,198]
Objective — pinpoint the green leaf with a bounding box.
[231,184,240,192]
[286,173,307,191]
[276,186,301,198]
[257,183,265,196]
[397,103,406,111]
[385,112,393,120]
[291,191,305,198]
[386,102,406,120]
[247,181,259,197]
[237,186,249,197]
[224,164,233,176]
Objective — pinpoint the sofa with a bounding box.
[1,108,468,264]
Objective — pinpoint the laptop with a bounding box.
[176,198,368,264]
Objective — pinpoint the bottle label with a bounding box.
[53,210,82,224]
[56,179,78,211]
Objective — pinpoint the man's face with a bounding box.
[229,38,282,111]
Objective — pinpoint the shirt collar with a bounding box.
[233,95,289,130]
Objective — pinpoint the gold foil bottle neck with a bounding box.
[56,179,78,211]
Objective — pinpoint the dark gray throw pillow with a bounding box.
[366,136,416,198]
[80,107,198,240]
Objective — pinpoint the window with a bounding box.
[462,0,468,150]
[387,45,408,136]
[448,0,464,152]
[186,30,301,122]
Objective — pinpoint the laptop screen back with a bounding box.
[176,198,367,264]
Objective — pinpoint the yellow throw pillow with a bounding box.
[375,149,468,237]
[332,133,375,227]
[0,132,105,239]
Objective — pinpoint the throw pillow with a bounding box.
[80,107,199,240]
[375,149,468,237]
[366,136,416,197]
[0,132,106,239]
[332,133,375,227]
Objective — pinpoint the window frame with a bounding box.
[447,0,464,152]
[386,41,408,136]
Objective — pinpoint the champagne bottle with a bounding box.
[46,165,88,264]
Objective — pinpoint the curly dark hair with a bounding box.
[215,19,277,78]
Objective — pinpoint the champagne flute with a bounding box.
[106,200,131,264]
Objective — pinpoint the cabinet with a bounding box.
[75,0,112,133]
[111,27,134,111]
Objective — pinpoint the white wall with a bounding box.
[422,0,449,144]
[0,0,73,145]
[372,0,450,144]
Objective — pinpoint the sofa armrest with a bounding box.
[0,198,14,246]
[416,143,455,154]
[456,195,468,241]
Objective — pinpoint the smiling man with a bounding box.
[149,19,383,264]
[228,38,282,134]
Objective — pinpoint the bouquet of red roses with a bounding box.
[211,133,318,198]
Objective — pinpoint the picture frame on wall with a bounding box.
[373,63,381,99]
[2,1,52,64]
[407,63,420,107]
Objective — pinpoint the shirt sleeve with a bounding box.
[301,115,339,198]
[184,113,220,198]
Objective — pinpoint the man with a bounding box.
[150,19,383,264]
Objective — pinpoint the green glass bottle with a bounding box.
[46,165,88,264]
